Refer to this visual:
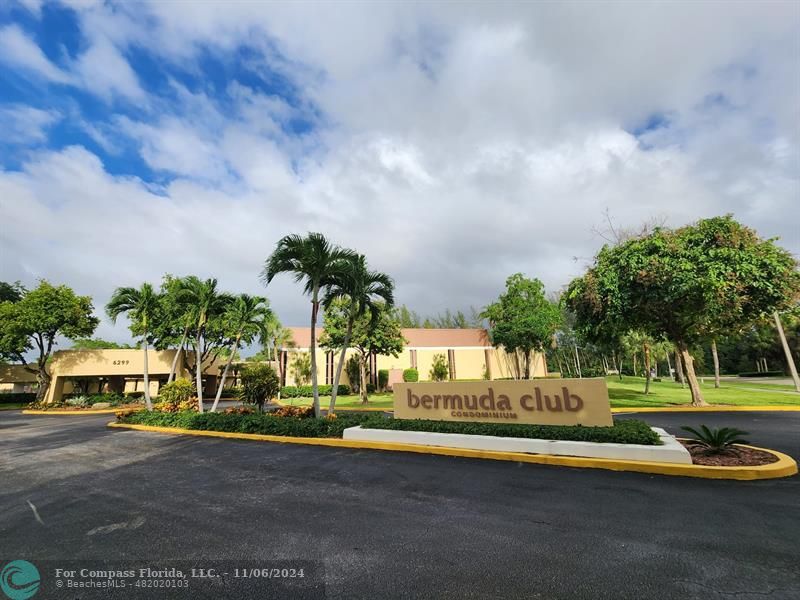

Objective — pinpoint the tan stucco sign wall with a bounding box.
[393,379,613,427]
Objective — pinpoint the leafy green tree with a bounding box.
[429,353,449,381]
[322,254,394,413]
[107,283,161,411]
[180,277,233,412]
[262,233,357,417]
[566,216,800,406]
[0,281,99,402]
[70,338,134,350]
[239,363,280,412]
[321,300,405,403]
[396,305,422,328]
[0,281,25,303]
[210,294,273,412]
[482,274,562,379]
[290,352,313,386]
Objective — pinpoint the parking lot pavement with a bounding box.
[1,410,798,599]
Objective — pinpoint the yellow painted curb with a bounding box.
[23,407,144,415]
[611,405,800,413]
[107,422,797,480]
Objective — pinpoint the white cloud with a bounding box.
[0,24,72,84]
[1,1,798,342]
[0,105,61,144]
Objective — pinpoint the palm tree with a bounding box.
[160,275,194,383]
[182,276,232,412]
[259,320,294,390]
[210,294,273,412]
[106,283,160,411]
[323,254,394,412]
[261,233,357,417]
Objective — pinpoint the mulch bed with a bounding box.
[679,441,779,466]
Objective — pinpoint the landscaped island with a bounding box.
[116,409,660,445]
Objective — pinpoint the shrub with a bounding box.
[738,371,784,378]
[240,363,280,411]
[378,369,389,391]
[66,396,90,408]
[681,425,750,454]
[429,353,449,381]
[290,353,312,386]
[280,384,350,398]
[125,390,145,399]
[155,379,195,412]
[0,392,36,404]
[402,368,418,382]
[272,405,315,418]
[361,418,661,445]
[346,355,364,392]
[118,410,373,438]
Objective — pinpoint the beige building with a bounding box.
[0,364,38,393]
[280,328,547,388]
[0,349,228,404]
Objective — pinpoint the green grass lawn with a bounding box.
[0,403,27,411]
[280,376,800,410]
[606,376,799,407]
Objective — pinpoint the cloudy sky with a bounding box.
[1,0,798,343]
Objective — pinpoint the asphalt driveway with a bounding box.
[1,410,798,599]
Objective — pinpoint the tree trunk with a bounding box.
[665,350,672,379]
[195,332,204,412]
[359,354,368,404]
[310,288,321,418]
[574,344,582,378]
[674,349,685,387]
[168,328,188,383]
[643,342,651,395]
[678,342,707,406]
[711,339,721,389]
[35,365,51,403]
[632,352,637,378]
[774,312,800,392]
[329,315,355,413]
[142,337,153,411]
[211,335,240,412]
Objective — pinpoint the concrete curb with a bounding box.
[107,421,797,480]
[23,407,144,415]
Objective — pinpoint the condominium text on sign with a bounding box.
[393,379,613,427]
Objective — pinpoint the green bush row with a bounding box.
[738,371,784,378]
[280,384,351,398]
[119,409,658,445]
[359,418,660,445]
[0,392,36,404]
[119,410,372,438]
[402,368,418,382]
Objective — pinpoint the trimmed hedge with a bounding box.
[118,410,658,445]
[378,369,389,390]
[281,384,350,398]
[119,410,371,438]
[359,418,660,445]
[738,371,784,378]
[0,392,35,404]
[402,368,418,382]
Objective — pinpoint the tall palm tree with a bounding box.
[324,254,394,412]
[182,276,232,412]
[160,275,194,383]
[210,294,273,412]
[106,283,160,411]
[261,233,357,417]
